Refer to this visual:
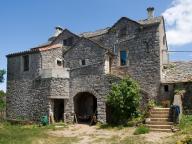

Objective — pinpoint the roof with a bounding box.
[79,27,110,38]
[138,16,163,25]
[7,16,163,57]
[162,61,192,83]
[7,44,62,57]
[79,16,163,38]
[63,37,114,56]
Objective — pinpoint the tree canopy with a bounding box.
[0,70,6,83]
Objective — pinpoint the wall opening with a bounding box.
[164,85,169,92]
[54,99,64,122]
[74,92,97,123]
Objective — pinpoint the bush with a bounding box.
[134,125,150,135]
[107,77,141,124]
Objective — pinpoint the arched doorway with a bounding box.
[74,92,97,123]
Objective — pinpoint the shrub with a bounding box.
[107,77,141,124]
[134,125,150,135]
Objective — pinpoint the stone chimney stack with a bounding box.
[147,7,154,19]
[53,26,63,37]
[48,26,63,41]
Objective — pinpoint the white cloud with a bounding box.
[162,0,192,46]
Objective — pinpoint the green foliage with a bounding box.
[176,136,192,144]
[147,99,156,109]
[0,90,6,110]
[174,88,186,95]
[0,70,6,83]
[107,77,141,124]
[179,115,192,134]
[134,125,150,135]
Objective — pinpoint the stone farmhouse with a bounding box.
[6,7,192,123]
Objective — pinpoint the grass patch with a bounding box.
[179,115,192,134]
[97,123,126,130]
[0,122,79,144]
[134,125,150,135]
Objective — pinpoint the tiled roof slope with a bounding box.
[162,61,192,83]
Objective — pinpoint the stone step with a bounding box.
[147,124,173,129]
[150,128,172,132]
[150,118,173,122]
[150,114,172,118]
[151,108,170,112]
[150,111,170,115]
[146,121,173,125]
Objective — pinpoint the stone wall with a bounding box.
[6,79,50,121]
[6,46,69,121]
[91,19,162,99]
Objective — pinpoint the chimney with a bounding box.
[53,26,63,37]
[147,7,154,19]
[48,26,63,41]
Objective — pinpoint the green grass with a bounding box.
[164,115,192,144]
[134,125,150,135]
[179,115,192,134]
[0,122,79,144]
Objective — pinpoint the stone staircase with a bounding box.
[146,107,174,132]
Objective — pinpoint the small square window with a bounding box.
[57,60,62,66]
[164,85,169,92]
[81,59,86,65]
[23,55,29,71]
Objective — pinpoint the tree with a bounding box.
[0,70,6,83]
[107,77,141,124]
[0,90,5,110]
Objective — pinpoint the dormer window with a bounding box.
[23,55,29,71]
[119,27,127,37]
[63,37,74,46]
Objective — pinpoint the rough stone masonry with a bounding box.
[6,7,171,123]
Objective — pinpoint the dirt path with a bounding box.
[48,124,173,144]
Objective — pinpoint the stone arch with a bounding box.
[73,90,98,123]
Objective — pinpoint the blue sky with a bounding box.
[0,0,192,91]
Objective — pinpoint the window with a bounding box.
[164,85,169,92]
[81,59,86,65]
[57,59,62,66]
[63,37,74,46]
[23,55,29,71]
[120,50,127,66]
[119,27,127,37]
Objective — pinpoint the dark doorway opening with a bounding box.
[54,99,64,122]
[74,92,97,123]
